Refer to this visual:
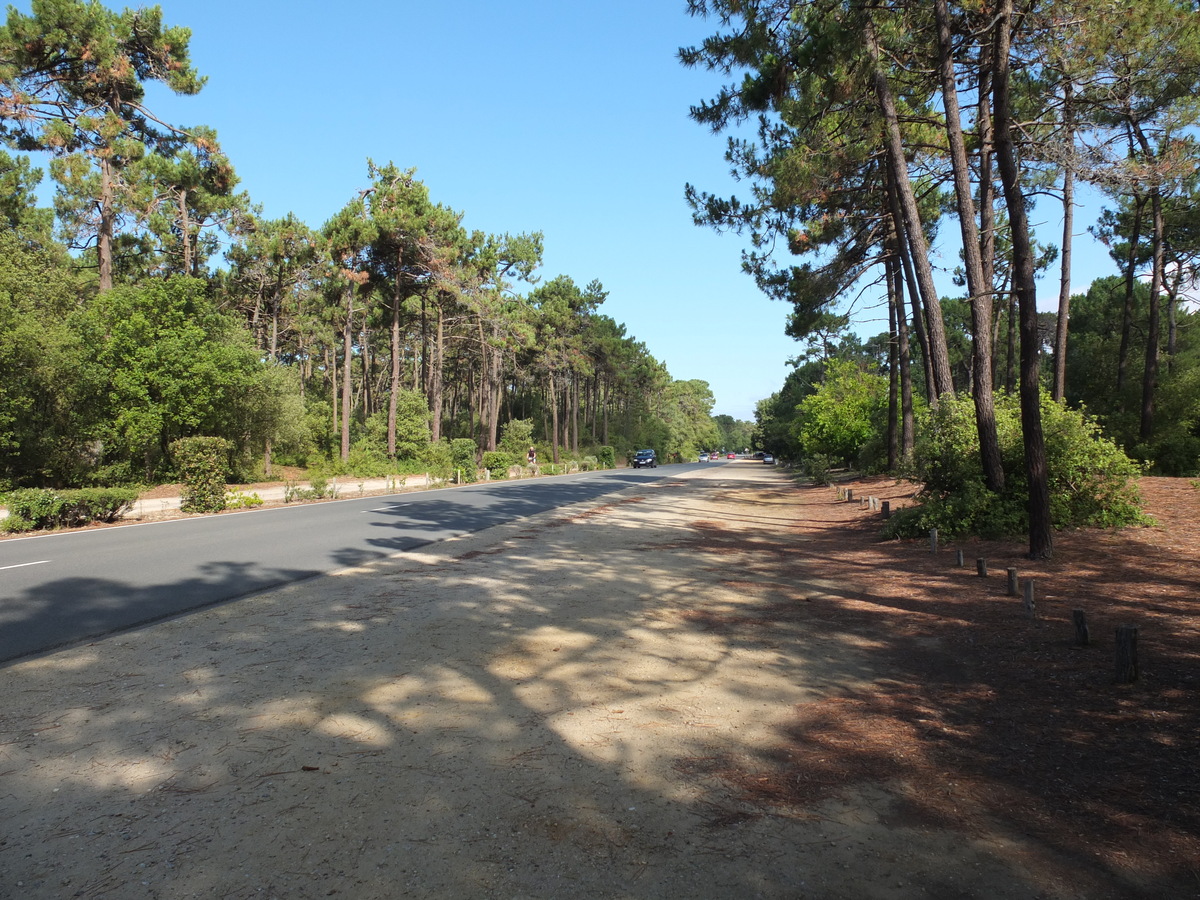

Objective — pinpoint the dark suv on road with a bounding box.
[631,449,657,469]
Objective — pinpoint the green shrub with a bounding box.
[482,451,515,477]
[804,453,833,485]
[884,392,1150,540]
[170,436,232,514]
[450,438,477,483]
[0,514,33,533]
[2,486,137,529]
[421,441,454,479]
[5,488,66,526]
[597,446,615,469]
[499,419,535,457]
[60,487,138,525]
[225,490,264,509]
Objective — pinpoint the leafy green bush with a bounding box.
[60,487,138,525]
[499,419,535,457]
[4,488,65,525]
[225,490,264,509]
[597,446,615,469]
[482,451,515,477]
[795,360,888,466]
[804,453,833,485]
[884,392,1149,540]
[2,486,137,529]
[0,514,33,533]
[450,438,477,483]
[170,436,232,514]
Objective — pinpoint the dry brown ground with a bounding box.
[1,467,1196,898]
[701,474,1199,894]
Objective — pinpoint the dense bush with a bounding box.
[597,446,615,469]
[883,392,1149,540]
[481,451,515,477]
[170,436,232,514]
[1,486,138,531]
[804,453,833,485]
[794,360,888,466]
[450,438,477,483]
[499,419,535,458]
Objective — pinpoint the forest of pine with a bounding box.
[3,0,1199,559]
[0,1,750,502]
[683,0,1200,557]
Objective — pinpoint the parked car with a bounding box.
[727,452,736,459]
[763,454,775,464]
[632,449,657,469]
[699,453,709,462]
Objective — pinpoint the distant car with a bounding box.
[763,454,775,464]
[699,453,709,462]
[632,449,657,469]
[708,452,719,461]
[727,452,736,459]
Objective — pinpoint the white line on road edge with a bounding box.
[0,560,49,571]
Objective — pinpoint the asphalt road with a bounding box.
[0,465,689,665]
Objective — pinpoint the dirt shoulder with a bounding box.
[0,467,1195,898]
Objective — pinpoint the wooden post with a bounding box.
[930,528,938,553]
[846,488,854,502]
[1115,625,1139,683]
[837,487,845,500]
[882,500,891,519]
[1022,579,1036,619]
[1072,609,1090,647]
[1006,567,1019,597]
[955,549,964,567]
[976,558,988,577]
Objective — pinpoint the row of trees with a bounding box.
[0,0,742,491]
[683,0,1200,557]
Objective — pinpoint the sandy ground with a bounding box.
[0,466,1178,898]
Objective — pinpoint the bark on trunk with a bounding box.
[341,284,354,462]
[993,0,1052,559]
[1052,82,1075,402]
[98,157,115,293]
[864,12,954,399]
[934,0,1003,491]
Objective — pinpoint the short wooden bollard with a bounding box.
[1022,579,1036,619]
[955,549,964,567]
[1073,609,1090,647]
[1006,567,1019,597]
[837,487,845,500]
[881,500,891,519]
[1115,624,1139,683]
[930,528,938,553]
[976,557,988,577]
[846,488,854,502]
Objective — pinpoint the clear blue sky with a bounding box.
[19,0,1120,420]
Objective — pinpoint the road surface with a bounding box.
[0,466,689,664]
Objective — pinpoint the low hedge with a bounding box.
[2,487,139,532]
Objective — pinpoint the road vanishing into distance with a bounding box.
[0,464,699,665]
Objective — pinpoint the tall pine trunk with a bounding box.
[934,0,1003,491]
[1052,82,1076,402]
[993,0,1052,559]
[864,12,954,399]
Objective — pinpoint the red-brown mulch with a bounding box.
[680,475,1199,898]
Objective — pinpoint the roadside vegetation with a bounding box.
[0,2,754,512]
[685,0,1200,554]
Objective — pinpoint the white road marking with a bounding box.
[0,560,49,571]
